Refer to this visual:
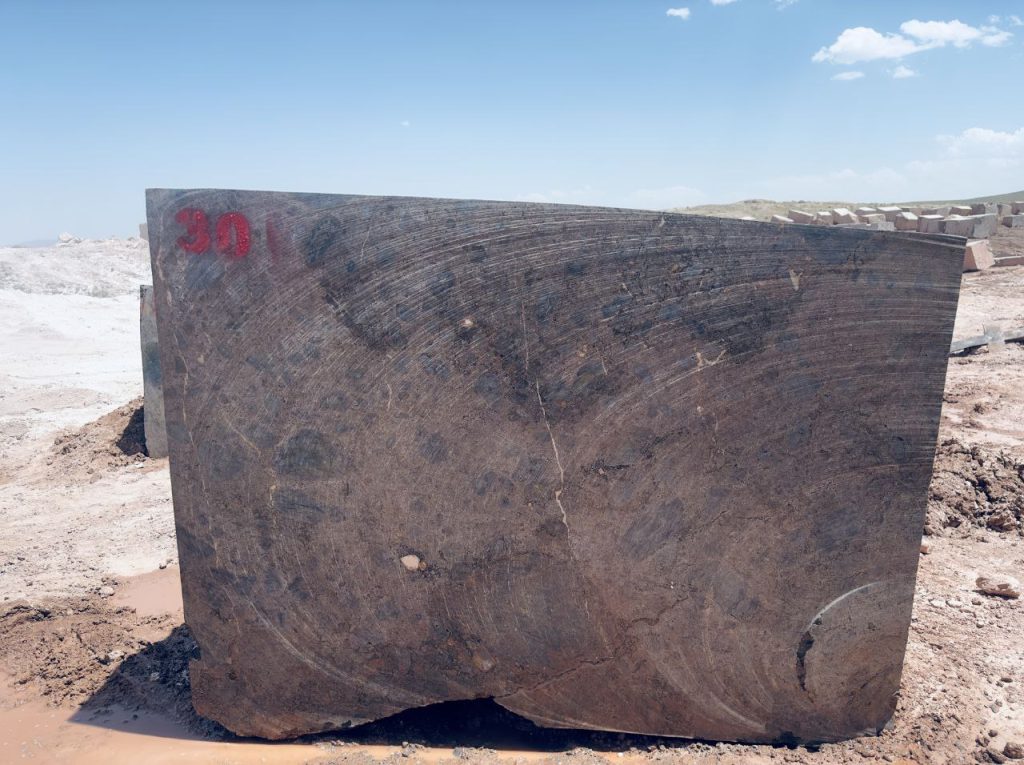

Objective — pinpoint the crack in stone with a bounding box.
[534,380,568,531]
[520,299,568,532]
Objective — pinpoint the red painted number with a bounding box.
[174,209,251,258]
[215,212,251,258]
[175,208,211,253]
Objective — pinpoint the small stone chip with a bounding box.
[400,554,421,572]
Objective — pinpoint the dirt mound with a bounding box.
[45,397,150,482]
[927,438,1024,536]
[0,597,221,736]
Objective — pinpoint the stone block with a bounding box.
[941,217,974,237]
[963,240,995,272]
[921,207,951,217]
[140,285,167,459]
[816,211,834,225]
[1013,202,1024,215]
[1003,215,1024,228]
[998,204,1013,218]
[788,210,816,224]
[862,214,887,226]
[832,208,858,224]
[971,214,998,239]
[139,223,149,241]
[878,206,903,222]
[971,203,997,216]
[855,207,878,217]
[771,214,794,224]
[950,206,973,216]
[894,212,918,231]
[917,215,945,234]
[145,188,964,745]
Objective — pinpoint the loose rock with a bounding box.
[976,575,1021,599]
[400,554,421,572]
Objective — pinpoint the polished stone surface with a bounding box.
[146,189,963,743]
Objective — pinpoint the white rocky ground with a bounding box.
[0,237,175,601]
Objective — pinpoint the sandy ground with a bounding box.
[2,231,1024,763]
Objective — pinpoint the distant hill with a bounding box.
[9,238,56,248]
[905,190,1024,206]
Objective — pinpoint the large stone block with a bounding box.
[140,285,168,459]
[832,208,858,224]
[950,205,973,216]
[970,214,998,239]
[878,206,903,222]
[787,210,816,224]
[917,215,945,234]
[894,212,918,231]
[941,217,974,237]
[816,211,834,225]
[963,240,995,272]
[855,207,878,217]
[971,203,997,216]
[771,214,795,224]
[1003,215,1024,228]
[146,189,964,745]
[1013,202,1024,215]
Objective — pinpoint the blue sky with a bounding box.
[1,0,1022,242]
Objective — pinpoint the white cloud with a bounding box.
[813,18,1013,65]
[901,19,1011,48]
[892,65,917,79]
[710,0,739,5]
[775,0,799,8]
[666,7,691,20]
[1011,15,1023,27]
[400,120,411,128]
[937,126,1024,157]
[832,71,865,81]
[813,27,921,64]
[758,125,1024,201]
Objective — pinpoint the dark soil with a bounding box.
[927,438,1024,536]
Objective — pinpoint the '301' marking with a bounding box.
[175,209,252,259]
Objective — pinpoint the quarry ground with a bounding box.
[1,227,1024,763]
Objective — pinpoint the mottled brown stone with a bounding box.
[146,189,964,744]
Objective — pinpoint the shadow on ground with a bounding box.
[72,625,797,755]
[115,402,148,457]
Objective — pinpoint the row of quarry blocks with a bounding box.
[765,202,1024,236]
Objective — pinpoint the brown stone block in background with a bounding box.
[139,285,167,459]
[146,189,964,744]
